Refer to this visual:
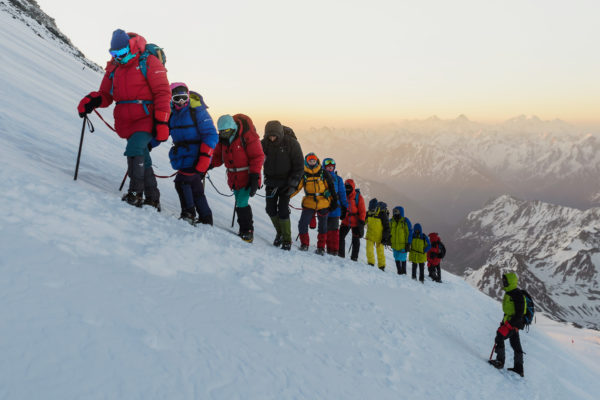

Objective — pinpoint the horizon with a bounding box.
[36,0,600,131]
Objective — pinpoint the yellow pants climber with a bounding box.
[366,240,385,269]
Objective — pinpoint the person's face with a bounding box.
[307,158,318,167]
[325,165,335,173]
[269,135,277,142]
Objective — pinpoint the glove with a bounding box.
[497,321,513,337]
[195,143,214,174]
[247,173,260,197]
[148,138,161,152]
[309,213,317,229]
[328,197,338,212]
[155,120,169,142]
[357,220,365,238]
[77,92,102,117]
[340,206,347,220]
[405,243,411,252]
[285,186,296,197]
[382,236,391,246]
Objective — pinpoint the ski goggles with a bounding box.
[218,128,236,139]
[109,45,130,60]
[323,158,336,167]
[171,94,189,103]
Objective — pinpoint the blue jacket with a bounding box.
[167,102,218,171]
[328,171,349,217]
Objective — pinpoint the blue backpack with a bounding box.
[522,289,535,328]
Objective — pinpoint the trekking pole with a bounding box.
[74,116,94,180]
[489,343,496,360]
[118,170,128,191]
[231,198,237,228]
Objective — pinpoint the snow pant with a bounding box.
[393,250,408,274]
[412,262,425,281]
[339,224,360,261]
[326,217,340,254]
[174,173,212,224]
[234,187,253,234]
[266,186,291,242]
[124,131,159,200]
[494,329,523,370]
[428,263,442,282]
[299,208,328,249]
[234,187,251,208]
[366,240,385,268]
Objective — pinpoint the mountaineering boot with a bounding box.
[507,366,524,377]
[271,216,282,246]
[281,241,292,251]
[488,359,504,369]
[122,191,143,207]
[299,244,309,251]
[379,266,385,271]
[241,230,254,243]
[143,166,160,211]
[315,248,325,256]
[179,208,196,225]
[197,213,213,226]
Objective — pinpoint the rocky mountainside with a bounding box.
[448,195,600,330]
[1,0,100,71]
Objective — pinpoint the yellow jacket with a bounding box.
[291,164,335,210]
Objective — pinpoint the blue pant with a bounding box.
[174,173,211,219]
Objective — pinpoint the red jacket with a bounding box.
[342,179,366,227]
[212,114,265,190]
[427,232,446,266]
[96,33,171,139]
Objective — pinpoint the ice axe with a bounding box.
[74,116,94,180]
[489,343,496,360]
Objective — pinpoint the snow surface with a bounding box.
[1,3,600,399]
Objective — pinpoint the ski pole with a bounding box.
[74,116,93,180]
[489,343,496,360]
[118,170,128,191]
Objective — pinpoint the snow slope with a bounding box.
[1,2,600,399]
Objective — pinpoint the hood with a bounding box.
[414,223,422,234]
[368,198,378,211]
[345,179,356,191]
[377,201,387,211]
[264,120,284,141]
[503,272,518,292]
[393,206,404,218]
[126,32,147,54]
[428,232,440,242]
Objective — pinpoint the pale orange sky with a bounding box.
[38,0,600,130]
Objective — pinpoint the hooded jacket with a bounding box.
[408,223,431,263]
[366,202,391,243]
[97,33,171,139]
[502,272,526,329]
[326,169,348,218]
[390,206,413,251]
[427,232,446,266]
[341,179,366,227]
[168,92,217,173]
[291,159,338,210]
[261,121,304,189]
[212,114,265,190]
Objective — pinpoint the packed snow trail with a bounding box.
[1,3,600,399]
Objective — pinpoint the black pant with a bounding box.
[265,186,290,220]
[412,262,424,281]
[494,329,523,368]
[339,224,360,260]
[428,264,441,282]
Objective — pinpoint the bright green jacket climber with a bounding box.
[502,272,526,328]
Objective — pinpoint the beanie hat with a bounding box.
[110,29,130,50]
[217,115,238,133]
[264,120,284,140]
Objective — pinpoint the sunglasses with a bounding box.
[109,45,130,60]
[172,94,189,103]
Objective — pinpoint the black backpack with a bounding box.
[522,289,535,328]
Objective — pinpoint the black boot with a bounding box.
[507,366,524,377]
[179,208,196,225]
[281,241,292,251]
[197,213,213,226]
[488,359,504,369]
[122,191,143,207]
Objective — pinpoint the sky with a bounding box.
[37,0,600,130]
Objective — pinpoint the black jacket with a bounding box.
[261,127,304,188]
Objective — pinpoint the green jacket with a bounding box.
[390,217,411,251]
[502,272,526,329]
[366,207,390,243]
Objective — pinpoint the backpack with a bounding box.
[355,188,361,205]
[522,289,535,328]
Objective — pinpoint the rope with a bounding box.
[85,115,95,133]
[255,187,278,199]
[94,110,117,132]
[206,173,235,197]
